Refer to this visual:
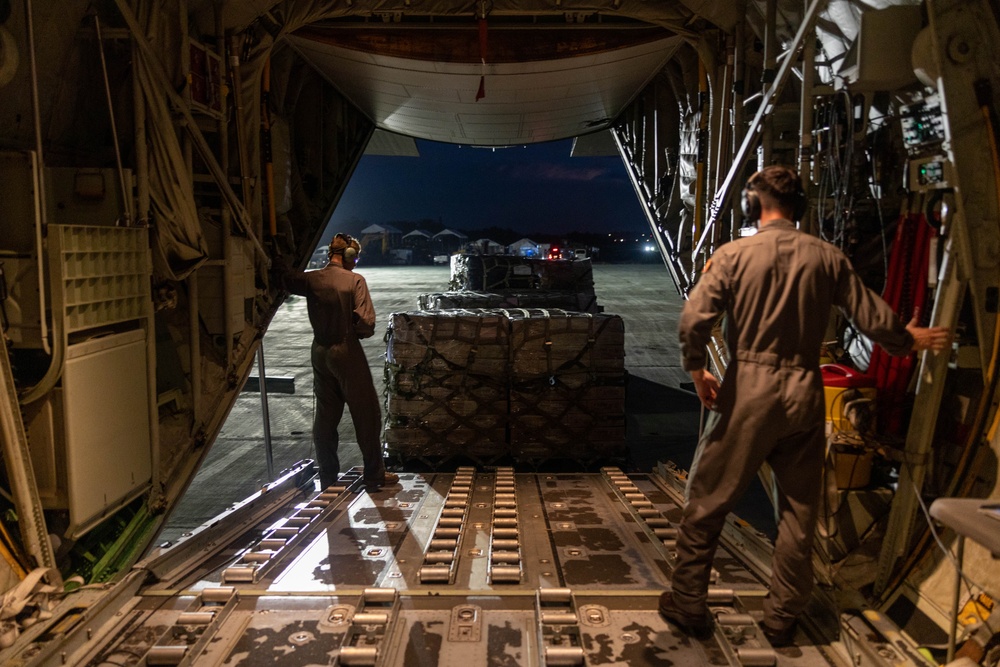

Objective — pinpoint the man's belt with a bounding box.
[734,350,814,369]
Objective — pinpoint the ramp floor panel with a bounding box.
[42,471,868,666]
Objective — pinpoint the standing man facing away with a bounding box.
[659,166,951,645]
[282,233,398,490]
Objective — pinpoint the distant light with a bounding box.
[645,245,655,252]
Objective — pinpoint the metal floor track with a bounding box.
[4,464,921,667]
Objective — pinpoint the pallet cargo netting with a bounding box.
[507,309,626,463]
[384,310,510,464]
[383,308,626,466]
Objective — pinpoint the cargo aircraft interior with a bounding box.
[0,1,999,666]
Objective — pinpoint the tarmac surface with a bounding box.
[159,263,776,545]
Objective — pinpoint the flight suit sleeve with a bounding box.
[833,254,913,356]
[353,275,376,339]
[282,268,311,297]
[679,252,731,372]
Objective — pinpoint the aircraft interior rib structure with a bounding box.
[0,0,998,665]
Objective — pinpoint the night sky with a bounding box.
[329,138,648,238]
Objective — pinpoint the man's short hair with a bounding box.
[329,233,354,255]
[747,166,806,216]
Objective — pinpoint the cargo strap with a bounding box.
[0,567,60,649]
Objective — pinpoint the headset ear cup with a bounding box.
[793,188,808,221]
[344,247,358,263]
[741,188,761,221]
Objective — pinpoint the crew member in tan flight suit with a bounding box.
[283,233,398,490]
[658,166,951,645]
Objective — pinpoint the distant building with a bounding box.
[401,229,432,246]
[472,238,505,255]
[508,238,540,257]
[432,228,469,255]
[401,230,433,264]
[360,223,402,255]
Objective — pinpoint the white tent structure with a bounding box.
[361,223,403,235]
[508,238,540,257]
[360,223,402,254]
[473,238,505,255]
[432,228,469,254]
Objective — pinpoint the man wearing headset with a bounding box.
[283,233,398,491]
[659,166,950,645]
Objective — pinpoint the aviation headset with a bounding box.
[331,233,359,263]
[740,168,808,222]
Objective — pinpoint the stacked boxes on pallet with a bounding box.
[448,255,599,313]
[383,308,626,465]
[418,291,506,310]
[384,310,509,463]
[419,290,598,313]
[449,255,538,291]
[508,309,626,462]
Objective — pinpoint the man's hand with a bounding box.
[906,316,952,352]
[690,368,721,410]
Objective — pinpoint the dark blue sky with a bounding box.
[329,138,648,237]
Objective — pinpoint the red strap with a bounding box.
[866,213,936,434]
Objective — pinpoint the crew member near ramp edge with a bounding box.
[280,233,399,490]
[658,165,951,646]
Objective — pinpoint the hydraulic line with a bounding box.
[693,58,708,266]
[20,0,63,403]
[262,57,277,237]
[93,14,132,226]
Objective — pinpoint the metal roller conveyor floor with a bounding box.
[40,468,857,667]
